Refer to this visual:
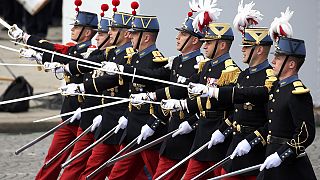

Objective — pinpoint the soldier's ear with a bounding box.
[191,36,200,45]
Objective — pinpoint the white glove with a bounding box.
[137,124,155,144]
[60,83,85,95]
[208,130,225,149]
[114,116,128,134]
[164,56,176,69]
[81,46,97,59]
[172,121,193,137]
[230,139,251,159]
[130,93,155,105]
[43,62,64,73]
[260,152,282,171]
[177,76,187,84]
[19,48,42,61]
[161,99,188,112]
[70,107,81,123]
[91,115,102,132]
[8,24,24,40]
[101,61,124,75]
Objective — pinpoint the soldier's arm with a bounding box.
[146,105,169,131]
[68,52,105,75]
[83,74,120,94]
[276,92,315,161]
[27,35,70,54]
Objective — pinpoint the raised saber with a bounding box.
[155,141,210,180]
[0,17,12,29]
[0,90,61,105]
[0,63,43,67]
[191,155,231,180]
[44,124,94,167]
[15,117,72,155]
[102,129,179,168]
[0,44,20,53]
[11,41,188,88]
[61,126,117,169]
[34,99,129,123]
[86,136,139,180]
[208,164,262,180]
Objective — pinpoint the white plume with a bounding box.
[233,0,263,33]
[189,0,222,32]
[269,7,294,41]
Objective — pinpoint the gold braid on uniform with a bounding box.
[105,46,116,60]
[216,59,241,86]
[287,121,309,155]
[197,58,210,73]
[264,69,277,92]
[124,47,135,65]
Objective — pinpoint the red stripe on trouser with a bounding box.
[35,123,78,180]
[220,168,256,180]
[108,144,160,180]
[183,158,221,180]
[78,143,120,180]
[152,155,187,180]
[60,127,95,180]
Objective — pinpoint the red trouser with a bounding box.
[60,127,95,180]
[153,155,187,180]
[220,168,256,180]
[35,123,78,180]
[183,158,221,180]
[108,144,160,180]
[78,143,120,180]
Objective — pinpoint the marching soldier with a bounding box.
[110,13,205,179]
[57,16,113,179]
[102,14,168,179]
[62,7,137,179]
[188,7,317,180]
[8,8,98,180]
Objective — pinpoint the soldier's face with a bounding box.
[241,46,254,63]
[96,32,111,49]
[272,54,286,76]
[130,31,141,50]
[71,25,84,41]
[108,27,121,45]
[203,40,218,58]
[176,31,191,52]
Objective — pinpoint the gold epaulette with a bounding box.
[152,51,168,62]
[292,81,310,94]
[216,59,241,86]
[264,69,277,92]
[197,58,210,73]
[105,46,116,60]
[124,47,135,64]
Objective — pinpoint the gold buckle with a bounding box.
[267,135,271,144]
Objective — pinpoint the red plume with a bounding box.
[131,1,139,15]
[100,4,109,17]
[74,0,82,12]
[112,0,120,12]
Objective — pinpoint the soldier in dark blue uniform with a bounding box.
[188,8,317,180]
[102,14,168,179]
[8,11,98,180]
[62,10,136,179]
[109,16,205,179]
[161,21,241,179]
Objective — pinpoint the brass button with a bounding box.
[276,89,279,93]
[136,60,139,63]
[204,76,207,80]
[113,57,116,60]
[235,109,238,112]
[272,99,275,102]
[209,69,211,72]
[246,76,249,79]
[270,109,273,113]
[269,131,272,134]
[269,119,272,123]
[179,64,182,68]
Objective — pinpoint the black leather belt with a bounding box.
[235,124,256,133]
[267,135,290,145]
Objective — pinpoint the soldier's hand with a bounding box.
[43,62,65,73]
[137,124,155,144]
[114,116,128,134]
[163,56,176,69]
[60,83,85,95]
[19,48,42,61]
[8,24,24,40]
[101,61,124,75]
[130,92,156,105]
[208,130,225,149]
[172,121,193,137]
[70,107,82,123]
[260,152,282,171]
[91,115,102,132]
[230,139,251,159]
[161,99,188,112]
[188,82,218,98]
[177,76,187,84]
